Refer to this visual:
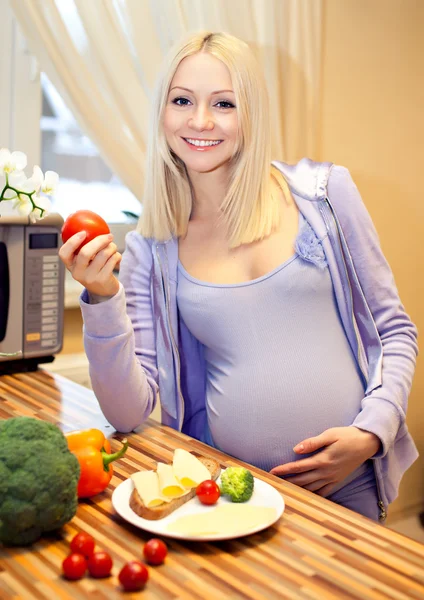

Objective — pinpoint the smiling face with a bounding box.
[163,52,238,176]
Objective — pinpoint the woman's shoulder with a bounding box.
[272,158,356,203]
[120,229,154,269]
[125,228,177,249]
[122,229,178,269]
[124,229,157,253]
[272,158,333,201]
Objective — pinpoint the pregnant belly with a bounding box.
[206,362,365,473]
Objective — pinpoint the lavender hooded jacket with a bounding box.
[80,159,419,515]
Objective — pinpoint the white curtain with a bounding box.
[10,0,323,202]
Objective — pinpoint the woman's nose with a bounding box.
[188,106,214,131]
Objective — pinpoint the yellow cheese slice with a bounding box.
[167,504,277,536]
[172,448,212,488]
[130,471,171,508]
[157,462,190,498]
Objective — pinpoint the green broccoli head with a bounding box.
[0,417,80,546]
[220,467,254,503]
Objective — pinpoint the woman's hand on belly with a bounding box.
[269,426,381,497]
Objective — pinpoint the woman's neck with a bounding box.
[187,166,229,220]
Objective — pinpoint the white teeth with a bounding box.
[185,138,222,147]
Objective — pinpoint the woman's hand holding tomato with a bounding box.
[59,210,122,298]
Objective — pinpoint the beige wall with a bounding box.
[62,309,84,355]
[318,0,424,516]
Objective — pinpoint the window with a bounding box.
[40,73,141,251]
[0,2,141,306]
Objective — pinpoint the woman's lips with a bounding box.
[182,138,223,152]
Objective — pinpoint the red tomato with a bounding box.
[118,561,149,591]
[196,480,220,505]
[143,538,168,565]
[61,210,110,250]
[87,551,113,578]
[70,532,95,558]
[62,553,87,580]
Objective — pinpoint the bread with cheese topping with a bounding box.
[129,454,221,520]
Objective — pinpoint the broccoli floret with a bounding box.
[0,417,80,546]
[220,467,254,503]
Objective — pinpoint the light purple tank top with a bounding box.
[177,214,368,482]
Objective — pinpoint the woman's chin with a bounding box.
[184,155,232,175]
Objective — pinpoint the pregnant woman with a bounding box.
[59,31,418,522]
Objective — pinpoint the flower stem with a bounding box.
[0,173,45,217]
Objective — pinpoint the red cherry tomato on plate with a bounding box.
[196,480,220,505]
[62,553,87,580]
[118,561,149,591]
[61,210,110,250]
[70,532,95,558]
[143,538,168,565]
[87,551,113,578]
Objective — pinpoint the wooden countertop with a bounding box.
[0,370,423,599]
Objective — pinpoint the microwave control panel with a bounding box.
[23,227,64,357]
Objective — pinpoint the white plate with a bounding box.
[112,474,285,541]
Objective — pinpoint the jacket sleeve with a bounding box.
[80,230,159,433]
[327,166,418,457]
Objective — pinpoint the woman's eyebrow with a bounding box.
[169,86,234,94]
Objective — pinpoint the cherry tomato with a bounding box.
[61,210,110,250]
[118,561,149,592]
[62,553,87,580]
[196,480,220,505]
[87,551,113,578]
[70,532,95,558]
[143,538,168,565]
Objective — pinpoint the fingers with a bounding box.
[272,467,337,494]
[303,479,330,492]
[101,249,122,278]
[283,471,323,487]
[90,250,122,286]
[293,428,338,454]
[86,241,119,273]
[76,234,114,268]
[83,251,121,297]
[74,242,121,297]
[315,483,337,497]
[59,231,87,267]
[58,229,121,297]
[270,458,317,477]
[274,470,337,494]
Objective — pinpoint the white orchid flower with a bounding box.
[42,170,59,196]
[29,196,51,222]
[0,174,17,200]
[29,165,44,193]
[25,166,59,197]
[18,176,38,196]
[0,148,27,174]
[8,170,27,189]
[22,166,44,195]
[0,148,56,221]
[13,195,32,217]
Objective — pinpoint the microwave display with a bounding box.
[29,233,58,250]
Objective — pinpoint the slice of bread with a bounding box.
[129,454,221,520]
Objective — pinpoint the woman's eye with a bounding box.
[172,97,191,106]
[171,97,235,109]
[215,101,235,109]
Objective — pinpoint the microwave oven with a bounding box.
[0,213,65,373]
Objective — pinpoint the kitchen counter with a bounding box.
[0,370,423,599]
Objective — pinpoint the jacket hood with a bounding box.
[272,158,333,202]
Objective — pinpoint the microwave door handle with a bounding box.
[0,241,9,343]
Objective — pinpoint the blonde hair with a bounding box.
[138,31,290,247]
